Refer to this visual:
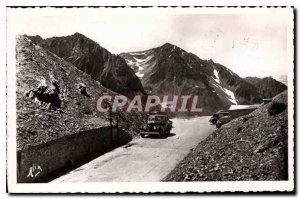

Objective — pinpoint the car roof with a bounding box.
[149,114,167,117]
[216,110,229,114]
[149,111,168,115]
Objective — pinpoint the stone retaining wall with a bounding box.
[17,126,131,183]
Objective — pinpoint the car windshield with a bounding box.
[148,115,165,121]
[220,113,229,117]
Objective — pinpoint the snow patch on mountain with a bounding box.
[129,51,147,56]
[136,71,144,78]
[213,69,220,84]
[212,82,238,105]
[224,87,238,105]
[124,54,154,79]
[211,78,237,105]
[127,59,134,65]
[134,57,145,63]
[226,68,234,75]
[211,69,237,104]
[171,46,176,52]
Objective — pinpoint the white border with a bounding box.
[6,6,294,193]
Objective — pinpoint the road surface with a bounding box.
[51,116,215,182]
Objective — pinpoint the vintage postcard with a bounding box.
[6,7,294,193]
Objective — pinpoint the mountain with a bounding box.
[16,35,145,150]
[244,76,287,98]
[26,33,145,98]
[120,43,264,115]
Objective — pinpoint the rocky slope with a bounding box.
[244,76,287,98]
[16,35,146,151]
[164,91,288,181]
[120,43,264,115]
[26,33,145,98]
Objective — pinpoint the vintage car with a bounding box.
[140,113,173,138]
[216,111,231,128]
[209,110,230,124]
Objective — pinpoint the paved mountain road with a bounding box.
[51,116,215,182]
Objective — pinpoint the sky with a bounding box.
[7,7,292,79]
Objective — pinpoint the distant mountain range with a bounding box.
[244,76,287,98]
[25,33,287,115]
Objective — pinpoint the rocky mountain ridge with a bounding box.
[25,33,287,115]
[26,33,145,98]
[244,76,287,98]
[16,35,146,150]
[120,43,265,115]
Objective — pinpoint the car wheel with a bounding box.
[159,129,164,138]
[141,134,145,138]
[163,129,168,138]
[166,130,170,136]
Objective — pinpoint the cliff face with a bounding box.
[26,33,145,98]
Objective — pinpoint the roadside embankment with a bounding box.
[164,91,288,181]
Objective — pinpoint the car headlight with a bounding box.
[153,126,158,130]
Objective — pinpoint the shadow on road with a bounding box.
[144,133,176,139]
[168,133,176,137]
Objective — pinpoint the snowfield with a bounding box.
[224,87,238,105]
[213,69,221,84]
[125,54,154,79]
[211,69,238,105]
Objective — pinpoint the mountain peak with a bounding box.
[162,42,173,46]
[262,76,276,81]
[158,42,185,54]
[72,32,93,41]
[161,42,179,49]
[73,32,85,37]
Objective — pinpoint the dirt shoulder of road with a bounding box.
[164,91,288,181]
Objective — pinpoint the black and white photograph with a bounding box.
[6,6,294,193]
